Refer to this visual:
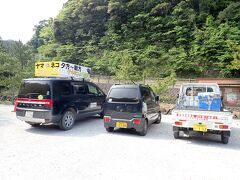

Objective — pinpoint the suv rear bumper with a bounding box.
[17,116,46,123]
[16,108,56,124]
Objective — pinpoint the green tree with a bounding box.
[31,0,240,78]
[11,41,33,69]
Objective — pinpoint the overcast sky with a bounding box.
[0,0,67,43]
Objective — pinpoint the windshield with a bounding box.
[18,81,51,99]
[108,88,139,101]
[177,84,221,111]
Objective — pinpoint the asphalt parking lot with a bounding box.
[1,104,240,180]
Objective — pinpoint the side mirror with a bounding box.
[177,94,179,98]
[155,96,159,101]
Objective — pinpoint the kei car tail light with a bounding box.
[104,116,111,123]
[175,121,182,126]
[219,125,228,129]
[133,119,141,125]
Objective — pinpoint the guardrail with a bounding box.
[90,75,197,87]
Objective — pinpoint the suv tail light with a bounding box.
[43,99,53,107]
[133,119,141,125]
[13,99,18,112]
[14,98,53,108]
[104,116,111,123]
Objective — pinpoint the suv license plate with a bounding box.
[25,111,33,118]
[193,124,207,132]
[116,122,127,128]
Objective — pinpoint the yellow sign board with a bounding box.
[35,61,61,77]
[35,61,91,78]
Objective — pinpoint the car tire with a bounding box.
[106,127,114,132]
[154,112,162,124]
[27,122,41,127]
[221,135,229,144]
[174,131,180,139]
[99,111,104,119]
[59,109,76,131]
[139,119,148,136]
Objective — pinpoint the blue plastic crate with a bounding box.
[198,93,221,111]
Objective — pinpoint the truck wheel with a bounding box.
[174,131,180,139]
[154,112,162,124]
[139,120,148,136]
[106,127,114,132]
[221,135,229,144]
[59,109,76,131]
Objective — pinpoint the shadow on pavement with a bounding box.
[25,115,105,137]
[151,120,240,151]
[25,114,240,150]
[111,120,240,150]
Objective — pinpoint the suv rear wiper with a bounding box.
[109,97,138,102]
[26,93,40,95]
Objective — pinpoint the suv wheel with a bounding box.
[139,119,148,136]
[106,127,114,132]
[59,109,76,130]
[154,112,162,124]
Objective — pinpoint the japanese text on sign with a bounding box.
[35,61,91,78]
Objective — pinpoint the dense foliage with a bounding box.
[1,0,240,98]
[30,0,240,79]
[0,39,34,96]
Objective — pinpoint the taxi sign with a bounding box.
[35,61,91,78]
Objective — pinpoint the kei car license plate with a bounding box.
[25,111,33,118]
[193,124,207,132]
[116,122,127,128]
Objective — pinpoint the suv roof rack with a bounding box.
[113,83,149,86]
[24,76,90,82]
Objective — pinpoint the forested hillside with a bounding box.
[0,39,34,96]
[30,0,240,79]
[1,0,240,97]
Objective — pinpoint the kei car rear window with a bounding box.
[18,81,51,99]
[108,88,139,100]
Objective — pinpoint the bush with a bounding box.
[150,72,177,95]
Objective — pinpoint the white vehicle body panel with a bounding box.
[172,109,232,131]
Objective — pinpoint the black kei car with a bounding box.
[15,77,106,130]
[103,84,161,136]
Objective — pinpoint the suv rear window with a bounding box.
[18,81,51,99]
[108,88,139,101]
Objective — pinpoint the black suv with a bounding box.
[103,84,161,136]
[15,77,106,130]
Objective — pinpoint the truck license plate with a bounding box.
[25,111,33,118]
[116,122,127,128]
[193,124,207,132]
